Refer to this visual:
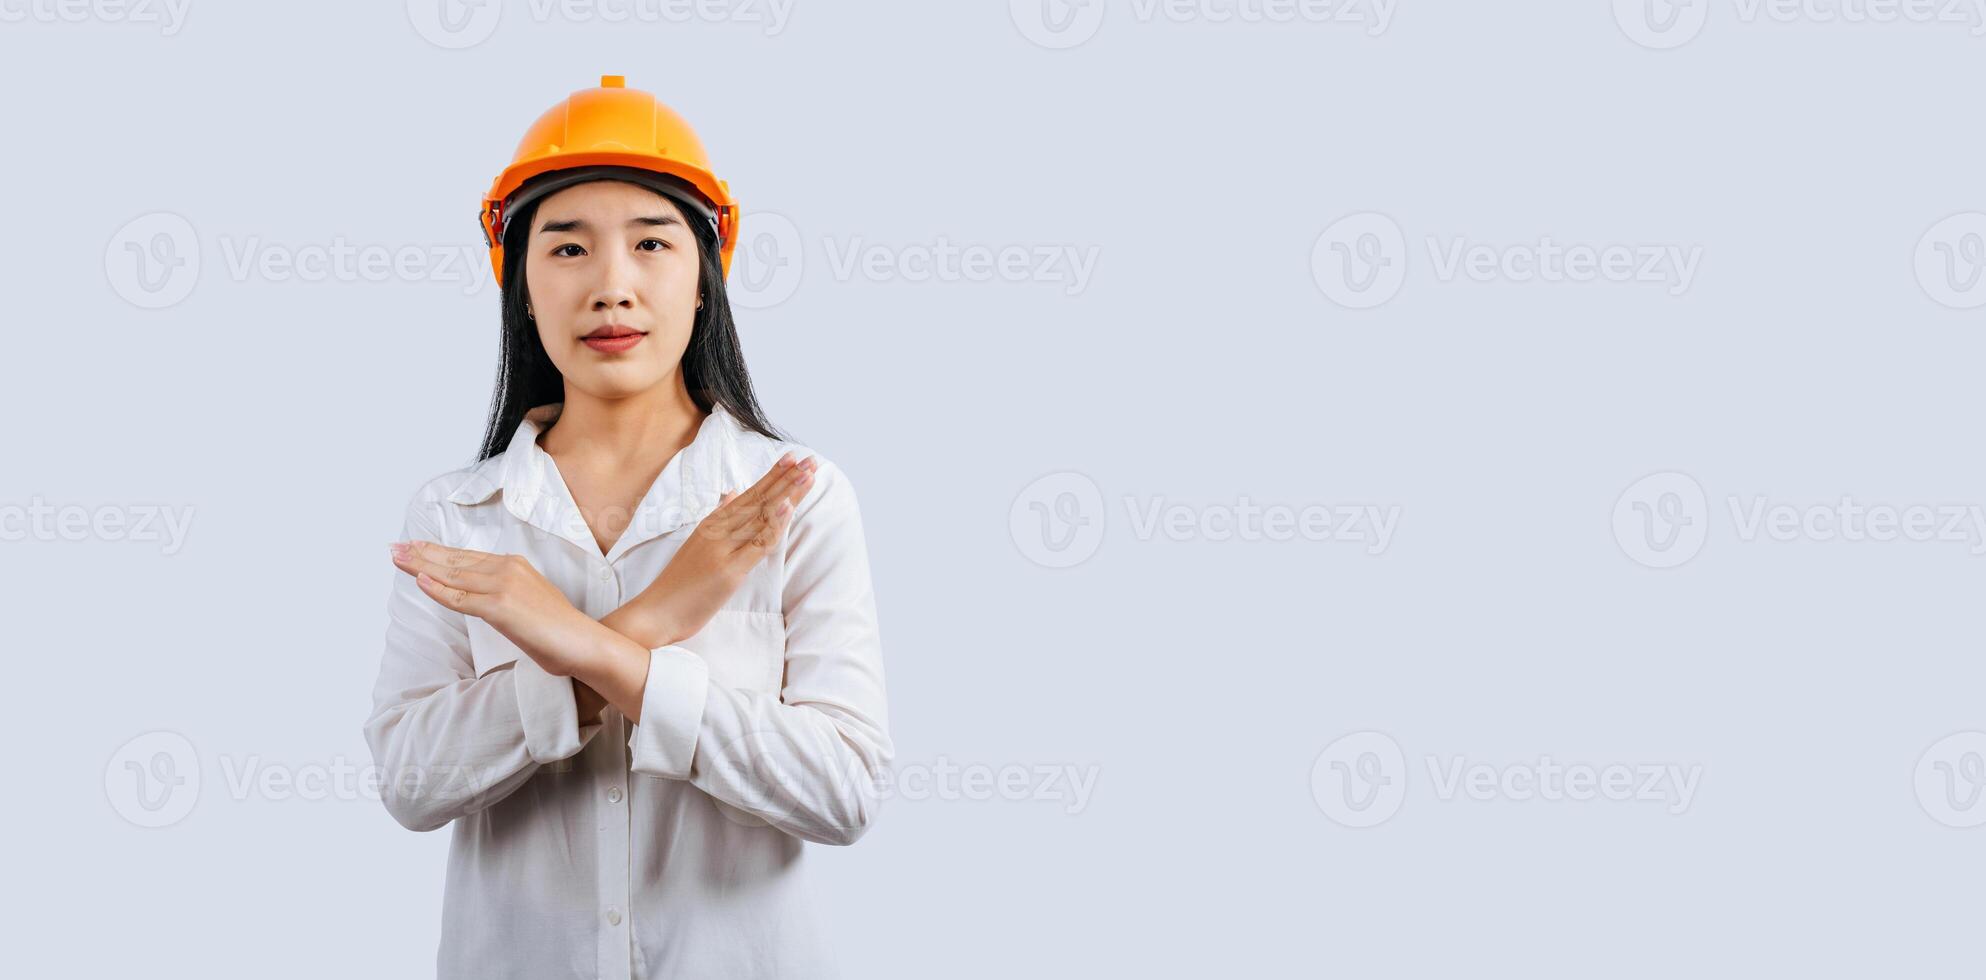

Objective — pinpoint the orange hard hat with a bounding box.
[480,74,740,287]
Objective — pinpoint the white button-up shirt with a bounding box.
[363,402,892,979]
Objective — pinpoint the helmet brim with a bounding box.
[498,164,720,246]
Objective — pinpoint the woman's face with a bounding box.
[521,179,702,400]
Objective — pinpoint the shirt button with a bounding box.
[606,908,622,926]
[598,566,614,582]
[607,786,623,804]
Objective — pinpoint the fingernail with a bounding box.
[389,542,410,559]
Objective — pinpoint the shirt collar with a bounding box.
[446,400,750,561]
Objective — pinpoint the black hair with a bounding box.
[475,183,786,461]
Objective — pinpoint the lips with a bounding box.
[581,324,646,354]
[582,325,644,339]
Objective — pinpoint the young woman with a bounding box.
[363,76,892,979]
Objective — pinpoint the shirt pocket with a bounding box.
[676,609,785,695]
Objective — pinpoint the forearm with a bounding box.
[599,598,682,650]
[501,660,608,734]
[578,597,687,719]
[574,678,610,721]
[364,668,557,832]
[569,621,658,722]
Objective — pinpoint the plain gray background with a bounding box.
[7,0,1986,976]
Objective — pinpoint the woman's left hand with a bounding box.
[390,541,600,678]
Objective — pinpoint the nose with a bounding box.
[590,287,635,312]
[587,249,638,312]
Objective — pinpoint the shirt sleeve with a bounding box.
[362,486,604,832]
[628,457,894,846]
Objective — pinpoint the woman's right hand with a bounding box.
[605,452,817,648]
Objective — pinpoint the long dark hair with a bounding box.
[475,183,785,461]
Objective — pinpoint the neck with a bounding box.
[538,377,706,466]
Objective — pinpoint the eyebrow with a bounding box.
[536,214,684,235]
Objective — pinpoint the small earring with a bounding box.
[525,304,534,319]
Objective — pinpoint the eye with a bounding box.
[552,243,585,258]
[636,238,671,252]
